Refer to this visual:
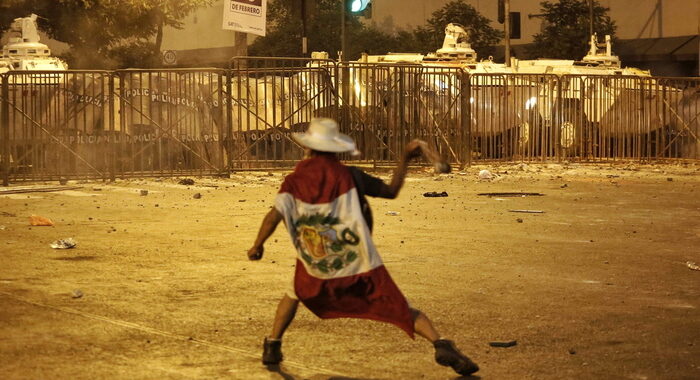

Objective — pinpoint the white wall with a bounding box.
[600,0,699,39]
[370,0,699,44]
[161,0,239,51]
[370,0,542,44]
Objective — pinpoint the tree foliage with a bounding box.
[0,0,212,69]
[528,0,616,60]
[250,0,502,60]
[250,0,383,60]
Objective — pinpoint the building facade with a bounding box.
[370,0,699,76]
[1,1,696,74]
[161,0,248,67]
[372,0,698,42]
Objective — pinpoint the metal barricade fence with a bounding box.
[1,66,699,184]
[114,69,226,177]
[228,57,338,168]
[337,63,469,166]
[0,71,113,184]
[656,77,700,160]
[469,73,560,161]
[559,75,700,161]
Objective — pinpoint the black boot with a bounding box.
[262,337,283,365]
[434,339,479,376]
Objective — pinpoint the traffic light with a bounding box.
[498,0,505,24]
[349,0,371,16]
[350,0,369,12]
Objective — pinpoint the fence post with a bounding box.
[556,78,563,163]
[1,74,9,186]
[226,65,234,170]
[397,66,405,161]
[218,70,226,174]
[460,70,472,168]
[108,72,116,182]
[340,63,351,135]
[578,77,586,161]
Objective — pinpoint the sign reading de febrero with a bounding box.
[222,0,267,36]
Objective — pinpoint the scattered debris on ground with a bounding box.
[489,340,518,348]
[478,192,544,197]
[423,191,448,197]
[516,218,523,223]
[478,169,494,180]
[509,210,545,214]
[386,211,400,216]
[71,289,83,299]
[178,178,195,186]
[29,215,54,226]
[687,261,700,271]
[50,238,77,249]
[193,193,202,199]
[0,186,82,195]
[0,163,698,378]
[140,190,148,196]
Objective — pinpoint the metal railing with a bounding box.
[1,61,698,184]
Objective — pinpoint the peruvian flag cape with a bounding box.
[275,155,414,337]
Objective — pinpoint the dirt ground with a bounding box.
[1,162,699,380]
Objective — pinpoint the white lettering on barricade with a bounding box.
[45,133,229,144]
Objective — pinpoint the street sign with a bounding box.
[162,50,177,66]
[222,0,267,36]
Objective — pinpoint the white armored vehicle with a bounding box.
[0,14,68,73]
[344,24,674,159]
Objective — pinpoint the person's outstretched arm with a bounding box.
[247,207,283,260]
[380,139,422,199]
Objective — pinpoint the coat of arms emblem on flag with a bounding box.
[296,213,360,274]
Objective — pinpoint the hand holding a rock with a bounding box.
[247,245,264,261]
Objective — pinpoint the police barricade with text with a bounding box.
[228,57,338,169]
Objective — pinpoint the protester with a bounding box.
[247,118,479,376]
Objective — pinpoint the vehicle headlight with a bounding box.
[525,96,537,110]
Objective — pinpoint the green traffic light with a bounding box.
[350,0,369,13]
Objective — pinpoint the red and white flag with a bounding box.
[275,155,414,337]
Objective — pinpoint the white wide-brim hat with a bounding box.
[292,118,359,155]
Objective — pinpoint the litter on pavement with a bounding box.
[423,191,448,197]
[29,215,54,226]
[478,169,494,180]
[489,340,517,348]
[50,238,77,249]
[478,192,544,197]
